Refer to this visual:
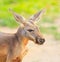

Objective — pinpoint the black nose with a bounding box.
[41,38,45,43]
[36,37,45,45]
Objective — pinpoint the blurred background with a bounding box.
[0,0,60,62]
[0,0,60,40]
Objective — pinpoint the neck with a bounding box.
[15,27,29,46]
[22,37,29,46]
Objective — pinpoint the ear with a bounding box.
[29,9,45,23]
[9,9,26,25]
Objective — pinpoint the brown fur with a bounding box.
[0,9,45,62]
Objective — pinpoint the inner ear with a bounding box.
[9,9,27,25]
[28,9,45,23]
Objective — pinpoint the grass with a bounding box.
[0,0,60,40]
[39,26,60,40]
[0,0,60,27]
[0,17,19,28]
[54,32,60,40]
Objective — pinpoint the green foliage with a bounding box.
[0,0,60,40]
[39,26,60,40]
[54,33,60,40]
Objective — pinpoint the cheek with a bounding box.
[25,32,35,41]
[31,32,36,37]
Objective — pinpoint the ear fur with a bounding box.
[29,9,45,23]
[9,9,26,25]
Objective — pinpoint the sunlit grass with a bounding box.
[0,0,60,40]
[39,26,60,40]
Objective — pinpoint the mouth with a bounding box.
[36,38,45,45]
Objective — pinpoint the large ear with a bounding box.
[9,9,26,25]
[29,9,45,23]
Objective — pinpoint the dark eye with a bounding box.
[28,29,34,32]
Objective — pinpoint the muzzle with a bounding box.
[36,37,45,45]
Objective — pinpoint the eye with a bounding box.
[28,29,34,32]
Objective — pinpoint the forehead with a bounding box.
[24,22,38,29]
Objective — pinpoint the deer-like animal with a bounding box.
[0,9,45,62]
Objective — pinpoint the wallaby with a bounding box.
[0,9,45,62]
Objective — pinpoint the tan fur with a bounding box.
[0,9,45,62]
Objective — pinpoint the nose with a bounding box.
[41,38,45,43]
[36,37,45,45]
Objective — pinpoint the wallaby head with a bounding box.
[9,9,45,45]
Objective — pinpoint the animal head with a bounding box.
[9,9,45,45]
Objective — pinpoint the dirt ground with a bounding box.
[0,27,60,62]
